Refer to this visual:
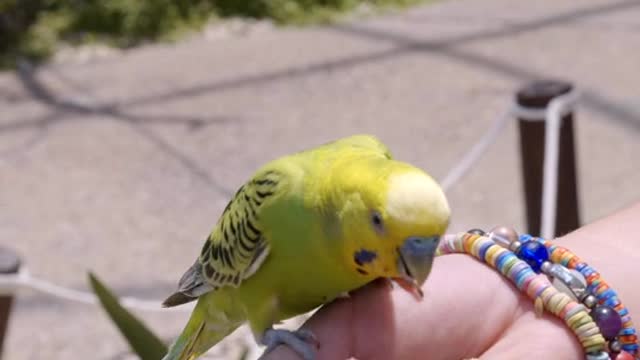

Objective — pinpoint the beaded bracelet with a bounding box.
[437,227,639,360]
[522,234,640,356]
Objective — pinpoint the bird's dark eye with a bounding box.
[371,211,384,233]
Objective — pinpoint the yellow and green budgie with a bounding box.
[162,134,450,360]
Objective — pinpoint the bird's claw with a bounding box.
[260,328,319,360]
[292,329,320,349]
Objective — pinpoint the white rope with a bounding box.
[0,266,193,313]
[511,89,580,239]
[440,89,579,240]
[439,108,511,192]
[0,90,578,311]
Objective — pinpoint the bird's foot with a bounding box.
[259,328,319,360]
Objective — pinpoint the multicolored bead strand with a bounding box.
[438,232,607,356]
[522,235,640,357]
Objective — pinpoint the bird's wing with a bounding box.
[163,169,285,307]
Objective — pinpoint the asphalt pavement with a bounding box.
[1,0,639,358]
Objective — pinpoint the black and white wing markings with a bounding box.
[162,171,282,307]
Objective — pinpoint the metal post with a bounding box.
[0,247,20,359]
[516,80,580,237]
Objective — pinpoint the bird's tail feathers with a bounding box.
[162,298,240,360]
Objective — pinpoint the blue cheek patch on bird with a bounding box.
[354,249,377,266]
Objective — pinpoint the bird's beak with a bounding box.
[394,236,440,300]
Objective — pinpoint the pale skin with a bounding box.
[263,201,640,359]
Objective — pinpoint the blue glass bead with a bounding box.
[515,240,550,273]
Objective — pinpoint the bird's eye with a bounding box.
[371,211,384,233]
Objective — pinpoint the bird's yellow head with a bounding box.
[329,158,450,298]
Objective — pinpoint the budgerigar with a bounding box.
[162,134,450,360]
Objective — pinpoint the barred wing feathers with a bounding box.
[162,170,283,307]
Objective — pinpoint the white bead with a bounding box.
[583,294,598,309]
[508,240,522,252]
[488,226,519,249]
[548,264,587,300]
[610,340,622,352]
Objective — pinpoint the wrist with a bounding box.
[557,205,640,324]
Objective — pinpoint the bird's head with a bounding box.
[333,160,450,299]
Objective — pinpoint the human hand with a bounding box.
[261,253,583,360]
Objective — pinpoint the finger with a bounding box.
[357,255,525,360]
[262,254,523,360]
[260,279,394,360]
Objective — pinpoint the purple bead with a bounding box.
[515,240,549,273]
[591,305,623,340]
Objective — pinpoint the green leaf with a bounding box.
[88,272,168,360]
[236,345,250,360]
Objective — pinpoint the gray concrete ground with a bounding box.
[1,0,639,358]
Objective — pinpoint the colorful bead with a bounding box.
[516,240,550,273]
[541,260,553,273]
[615,351,635,360]
[605,297,622,308]
[488,226,519,250]
[592,306,624,340]
[546,263,588,301]
[584,294,599,309]
[586,351,610,360]
[532,237,639,357]
[610,340,622,352]
[440,231,640,359]
[519,233,534,243]
[439,232,607,357]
